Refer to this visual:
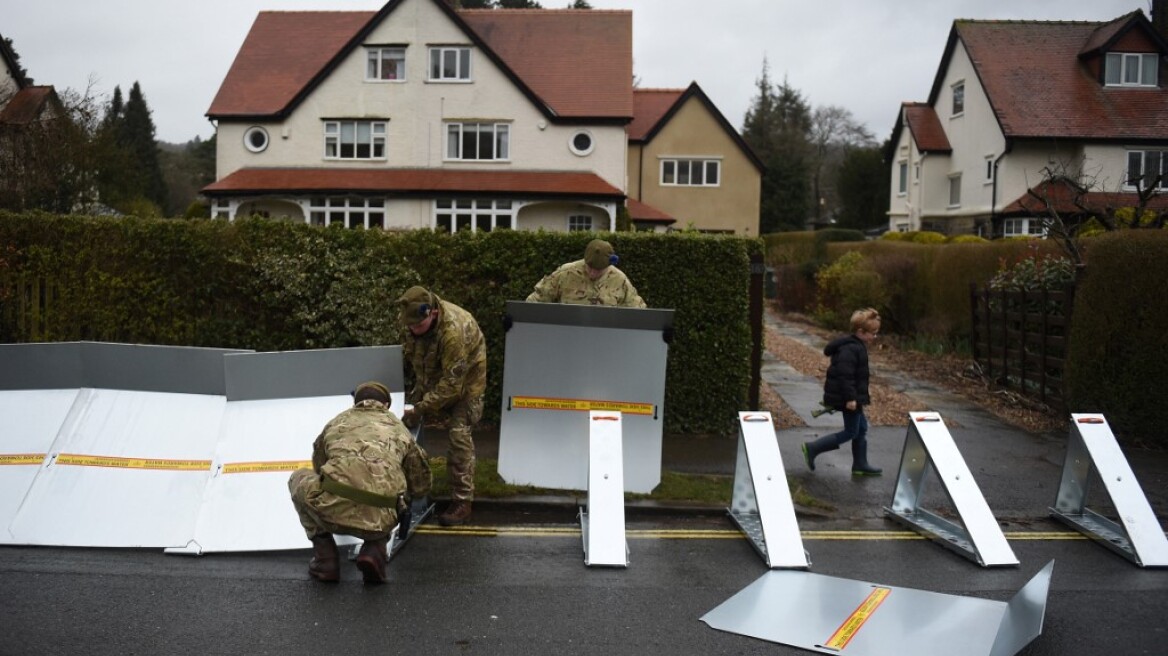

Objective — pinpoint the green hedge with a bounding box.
[0,212,761,434]
[1065,231,1168,444]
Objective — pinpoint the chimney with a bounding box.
[1154,0,1168,42]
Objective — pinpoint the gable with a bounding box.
[629,89,682,141]
[632,83,764,173]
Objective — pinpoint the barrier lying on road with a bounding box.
[579,411,628,567]
[884,411,1019,567]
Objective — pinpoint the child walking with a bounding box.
[802,308,883,476]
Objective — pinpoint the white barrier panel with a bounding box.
[0,389,80,544]
[8,389,225,548]
[702,561,1054,655]
[1049,414,1168,568]
[729,412,809,569]
[579,411,628,567]
[883,412,1019,567]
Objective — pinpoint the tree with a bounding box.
[568,0,592,7]
[120,82,168,212]
[450,0,494,7]
[742,60,814,233]
[497,0,543,7]
[809,105,874,224]
[2,36,32,84]
[836,143,891,230]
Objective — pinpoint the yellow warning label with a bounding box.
[0,453,46,466]
[512,396,654,416]
[824,587,891,650]
[55,454,212,471]
[222,460,312,474]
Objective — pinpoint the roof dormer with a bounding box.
[1079,10,1168,88]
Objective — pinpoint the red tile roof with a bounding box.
[207,1,633,121]
[628,88,683,141]
[202,168,624,198]
[1003,178,1168,215]
[0,86,57,125]
[461,9,632,119]
[948,16,1168,140]
[626,198,674,223]
[902,102,952,153]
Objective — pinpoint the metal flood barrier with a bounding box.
[884,412,1019,567]
[497,301,674,494]
[1049,414,1168,568]
[728,412,809,569]
[0,341,421,556]
[702,561,1054,655]
[579,411,628,567]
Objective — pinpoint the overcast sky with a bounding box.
[3,0,1146,144]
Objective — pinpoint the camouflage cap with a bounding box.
[397,286,435,326]
[584,239,617,270]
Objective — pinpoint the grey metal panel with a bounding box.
[701,562,1054,655]
[505,300,673,331]
[224,346,403,402]
[497,309,669,493]
[0,342,85,390]
[82,343,249,395]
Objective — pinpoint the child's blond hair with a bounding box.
[849,308,881,334]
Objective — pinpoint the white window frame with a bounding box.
[567,214,593,232]
[897,160,908,195]
[429,46,472,82]
[951,81,965,116]
[1124,149,1166,190]
[1003,218,1047,238]
[433,199,513,233]
[659,158,721,187]
[308,197,388,230]
[445,122,510,161]
[913,162,920,184]
[366,47,406,82]
[323,120,387,160]
[243,126,269,153]
[569,130,594,156]
[984,155,995,184]
[1105,52,1159,87]
[948,173,962,208]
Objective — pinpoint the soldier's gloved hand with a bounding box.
[401,408,420,429]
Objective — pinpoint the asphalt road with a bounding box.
[1,511,1165,656]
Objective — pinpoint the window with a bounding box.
[243,126,269,153]
[429,47,471,81]
[308,197,387,229]
[1105,53,1158,87]
[366,47,406,81]
[569,130,594,156]
[898,160,908,195]
[952,81,965,115]
[434,199,513,233]
[913,163,920,183]
[895,222,910,233]
[985,155,995,183]
[948,174,961,207]
[660,158,721,186]
[1125,150,1167,190]
[446,123,509,161]
[324,121,387,160]
[1003,218,1047,238]
[568,215,593,232]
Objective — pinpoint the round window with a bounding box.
[569,130,594,156]
[244,126,269,153]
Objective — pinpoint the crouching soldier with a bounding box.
[288,381,432,584]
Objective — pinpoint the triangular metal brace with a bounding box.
[727,411,809,569]
[883,412,1018,567]
[580,411,629,567]
[1049,414,1168,567]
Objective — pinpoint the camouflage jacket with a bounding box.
[525,259,646,308]
[312,400,431,502]
[402,299,487,417]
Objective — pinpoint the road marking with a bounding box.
[413,526,1093,540]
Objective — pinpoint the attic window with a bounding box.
[366,47,406,81]
[429,47,471,81]
[569,130,594,156]
[244,127,269,153]
[951,81,965,116]
[1105,53,1158,87]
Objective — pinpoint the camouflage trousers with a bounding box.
[444,395,482,501]
[287,469,397,541]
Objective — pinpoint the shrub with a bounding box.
[814,251,888,330]
[910,231,947,244]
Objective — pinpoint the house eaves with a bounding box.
[632,82,765,174]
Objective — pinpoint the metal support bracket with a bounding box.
[579,411,628,567]
[728,411,809,569]
[1049,414,1168,567]
[883,412,1018,567]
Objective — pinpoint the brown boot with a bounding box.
[355,536,389,584]
[439,500,472,526]
[308,533,339,583]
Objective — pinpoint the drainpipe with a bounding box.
[989,142,1011,238]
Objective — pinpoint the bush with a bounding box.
[948,234,988,244]
[814,251,889,330]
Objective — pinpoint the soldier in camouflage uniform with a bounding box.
[288,381,431,584]
[526,239,646,308]
[397,286,486,527]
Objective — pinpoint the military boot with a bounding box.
[355,536,389,584]
[438,500,472,526]
[308,533,339,583]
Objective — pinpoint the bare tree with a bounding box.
[809,105,875,224]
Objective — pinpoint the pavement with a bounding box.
[429,311,1168,529]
